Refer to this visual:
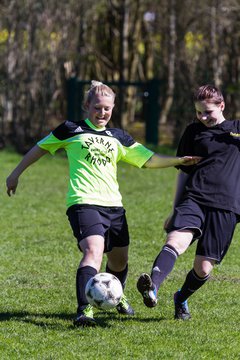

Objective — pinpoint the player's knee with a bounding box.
[108,258,127,272]
[83,247,103,266]
[166,239,187,256]
[194,268,211,278]
[107,247,128,271]
[173,244,187,255]
[194,259,214,278]
[166,230,193,255]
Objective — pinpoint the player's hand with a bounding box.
[6,175,19,196]
[179,156,202,166]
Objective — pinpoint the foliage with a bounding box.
[1,0,240,151]
[0,149,240,359]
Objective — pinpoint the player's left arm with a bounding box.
[119,129,201,169]
[143,153,202,169]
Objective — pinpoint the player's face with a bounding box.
[195,100,225,127]
[87,94,115,128]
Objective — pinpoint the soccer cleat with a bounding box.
[116,293,135,315]
[174,291,191,320]
[137,273,158,308]
[73,304,97,327]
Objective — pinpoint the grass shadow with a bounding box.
[0,311,75,330]
[0,310,167,330]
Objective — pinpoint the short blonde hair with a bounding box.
[83,80,116,109]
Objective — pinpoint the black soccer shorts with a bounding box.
[167,198,239,263]
[66,204,130,252]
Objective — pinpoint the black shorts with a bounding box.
[66,204,130,253]
[167,198,238,263]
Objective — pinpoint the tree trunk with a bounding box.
[159,0,176,125]
[211,0,222,88]
[118,0,130,128]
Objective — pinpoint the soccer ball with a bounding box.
[85,272,123,310]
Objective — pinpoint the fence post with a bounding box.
[67,78,87,121]
[67,77,76,121]
[145,78,160,145]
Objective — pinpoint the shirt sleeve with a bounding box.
[37,132,65,155]
[121,142,154,168]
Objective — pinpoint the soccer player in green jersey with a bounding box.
[6,80,200,327]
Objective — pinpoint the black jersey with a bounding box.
[176,120,240,214]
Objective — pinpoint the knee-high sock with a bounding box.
[76,265,97,313]
[106,263,128,290]
[151,244,178,291]
[177,268,210,303]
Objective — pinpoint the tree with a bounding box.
[1,0,240,151]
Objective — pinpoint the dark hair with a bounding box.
[193,84,224,104]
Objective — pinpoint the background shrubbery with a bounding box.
[1,0,240,151]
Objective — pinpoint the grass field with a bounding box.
[0,149,240,359]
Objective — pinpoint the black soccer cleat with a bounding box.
[116,294,135,315]
[137,273,158,308]
[174,291,191,320]
[73,304,97,327]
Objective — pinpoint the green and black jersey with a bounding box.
[38,118,153,208]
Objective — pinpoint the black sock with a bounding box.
[106,263,128,290]
[151,244,178,290]
[76,265,97,313]
[177,268,210,303]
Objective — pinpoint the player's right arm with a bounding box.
[173,170,189,207]
[143,154,202,168]
[164,170,190,230]
[6,145,47,196]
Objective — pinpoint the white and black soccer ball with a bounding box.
[85,272,123,310]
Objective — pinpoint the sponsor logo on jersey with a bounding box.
[82,135,115,166]
[106,130,113,137]
[82,136,114,153]
[74,126,83,133]
[230,132,240,138]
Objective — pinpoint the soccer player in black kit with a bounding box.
[137,84,240,320]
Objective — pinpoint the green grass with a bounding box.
[0,149,240,359]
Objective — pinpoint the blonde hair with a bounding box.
[83,80,116,109]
